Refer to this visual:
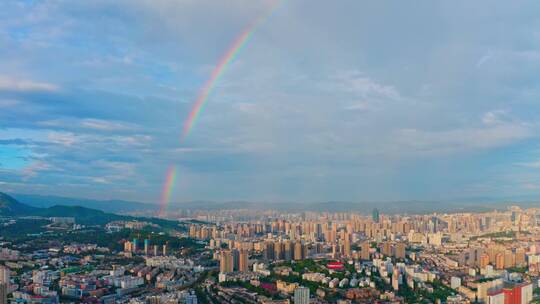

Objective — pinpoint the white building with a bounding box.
[294,286,309,304]
[450,276,461,289]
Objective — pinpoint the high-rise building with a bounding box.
[124,241,133,252]
[294,242,304,260]
[486,282,532,304]
[294,286,309,304]
[239,250,249,272]
[284,240,292,261]
[233,249,240,271]
[382,242,393,257]
[162,244,168,256]
[0,283,7,304]
[185,292,198,304]
[479,253,490,269]
[372,208,380,223]
[495,252,505,269]
[392,269,400,291]
[220,250,234,273]
[0,266,8,304]
[361,241,370,260]
[132,238,138,252]
[395,242,406,259]
[144,239,150,256]
[274,241,283,260]
[504,250,515,269]
[264,241,275,261]
[343,233,351,257]
[515,248,525,267]
[0,266,9,285]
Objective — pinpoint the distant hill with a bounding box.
[1,192,183,229]
[33,205,126,225]
[8,192,540,216]
[12,193,156,214]
[0,192,125,225]
[0,192,38,216]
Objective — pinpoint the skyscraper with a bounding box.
[233,249,240,271]
[284,240,292,261]
[0,283,7,304]
[274,241,283,260]
[0,266,8,304]
[144,239,150,256]
[132,238,138,252]
[220,250,234,273]
[0,266,9,286]
[372,208,380,223]
[382,242,393,257]
[395,242,406,259]
[294,286,309,304]
[264,241,275,261]
[239,249,249,272]
[343,233,351,257]
[361,241,370,260]
[294,241,304,260]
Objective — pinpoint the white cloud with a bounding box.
[476,53,493,68]
[516,161,540,169]
[0,76,58,92]
[47,132,78,146]
[482,110,508,125]
[522,183,540,190]
[331,71,400,100]
[395,123,531,155]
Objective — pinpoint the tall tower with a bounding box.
[238,250,248,272]
[0,283,7,304]
[0,266,9,286]
[372,208,380,223]
[220,250,234,273]
[132,238,138,252]
[264,241,275,261]
[294,241,304,260]
[361,241,370,260]
[162,243,168,256]
[144,239,150,256]
[0,266,9,304]
[343,233,351,258]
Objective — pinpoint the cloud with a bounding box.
[396,123,532,155]
[516,161,540,169]
[1,0,540,201]
[482,110,507,125]
[0,76,58,92]
[331,71,401,100]
[476,53,493,68]
[39,118,137,132]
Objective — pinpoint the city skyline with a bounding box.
[2,2,540,304]
[1,1,540,203]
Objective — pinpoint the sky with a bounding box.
[1,0,540,203]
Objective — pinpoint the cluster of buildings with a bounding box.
[123,238,168,257]
[187,206,540,303]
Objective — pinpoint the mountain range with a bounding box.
[12,193,156,214]
[0,192,131,225]
[8,192,540,215]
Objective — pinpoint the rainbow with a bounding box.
[158,165,177,216]
[158,2,282,215]
[181,0,282,139]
